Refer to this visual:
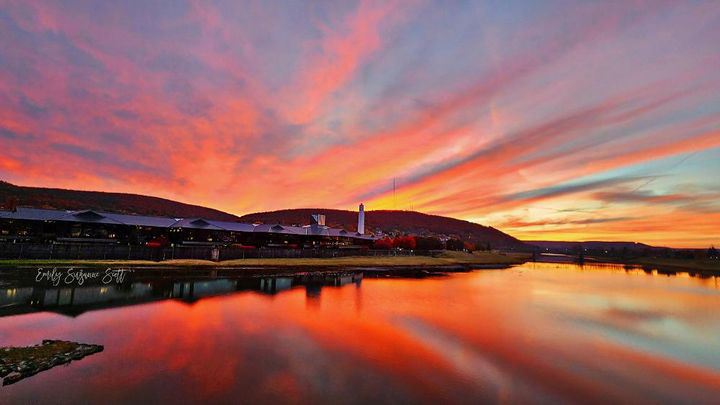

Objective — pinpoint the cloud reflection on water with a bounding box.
[0,263,719,403]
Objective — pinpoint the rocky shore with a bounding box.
[0,340,103,386]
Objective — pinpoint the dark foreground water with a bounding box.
[1,263,719,404]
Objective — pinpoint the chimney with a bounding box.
[357,203,365,234]
[312,214,326,226]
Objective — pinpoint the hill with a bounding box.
[524,240,657,249]
[0,181,527,249]
[524,240,660,251]
[0,181,240,221]
[239,208,528,249]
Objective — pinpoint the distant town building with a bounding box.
[0,207,375,248]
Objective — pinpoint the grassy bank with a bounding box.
[0,251,530,269]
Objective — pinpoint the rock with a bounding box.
[1,340,104,385]
[3,372,24,385]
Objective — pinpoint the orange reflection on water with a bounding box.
[1,263,719,404]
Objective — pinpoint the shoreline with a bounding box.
[0,251,531,271]
[532,255,720,276]
[2,253,717,277]
[622,257,720,275]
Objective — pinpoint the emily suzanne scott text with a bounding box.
[35,268,134,286]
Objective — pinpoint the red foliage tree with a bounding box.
[373,238,394,250]
[393,235,416,249]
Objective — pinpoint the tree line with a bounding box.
[373,235,488,251]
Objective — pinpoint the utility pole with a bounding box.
[393,178,396,210]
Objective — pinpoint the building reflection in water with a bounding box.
[0,272,364,318]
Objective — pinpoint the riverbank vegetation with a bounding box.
[530,243,720,274]
[624,257,720,273]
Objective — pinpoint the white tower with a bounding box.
[357,203,365,235]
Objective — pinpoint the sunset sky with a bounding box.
[0,1,719,247]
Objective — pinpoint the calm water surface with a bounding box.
[1,263,719,404]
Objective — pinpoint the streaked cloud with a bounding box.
[0,0,719,247]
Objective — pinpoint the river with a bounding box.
[1,262,719,404]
